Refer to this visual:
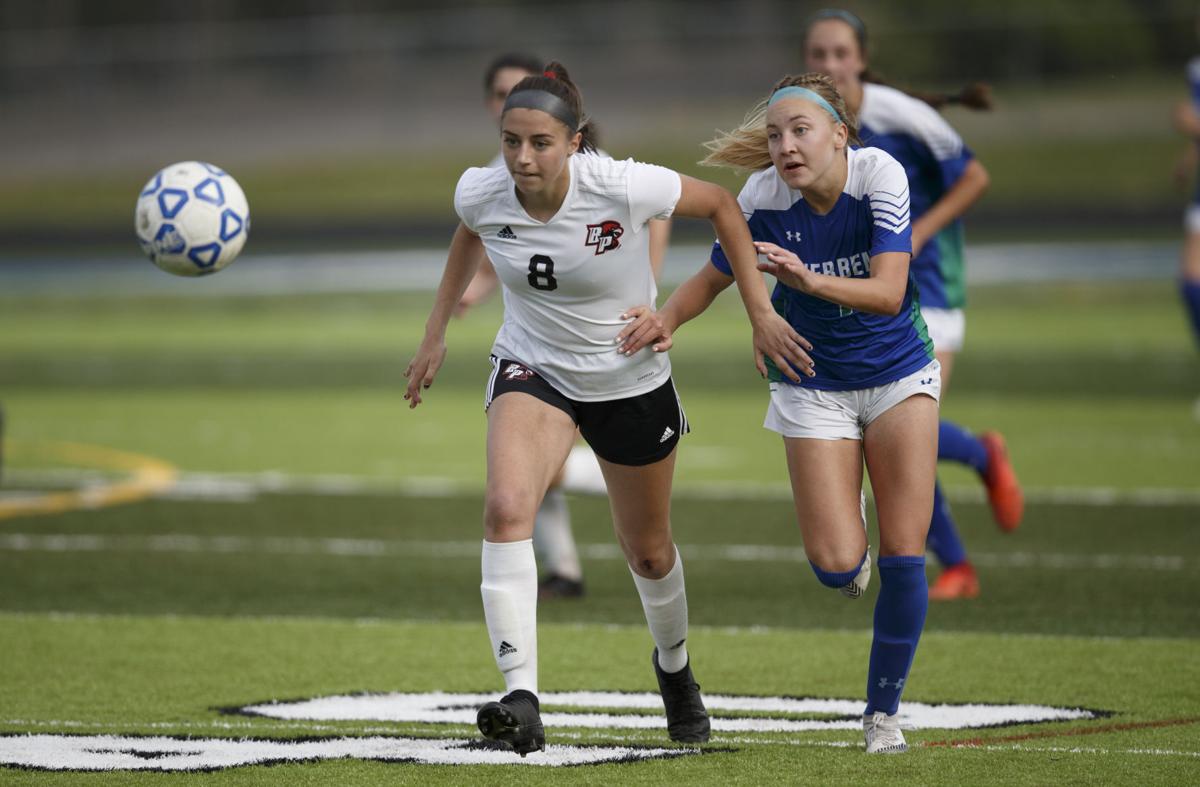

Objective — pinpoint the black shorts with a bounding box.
[485,356,689,467]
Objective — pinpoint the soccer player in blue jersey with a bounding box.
[620,72,937,754]
[802,9,1024,600]
[1174,55,1200,414]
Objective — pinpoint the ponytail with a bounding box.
[864,71,993,112]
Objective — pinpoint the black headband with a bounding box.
[502,88,579,132]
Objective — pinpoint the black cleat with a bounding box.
[538,573,585,600]
[476,689,545,756]
[652,648,711,743]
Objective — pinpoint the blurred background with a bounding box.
[0,6,1197,775]
[0,1,1196,613]
[2,0,1198,250]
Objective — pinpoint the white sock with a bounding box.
[480,539,538,694]
[532,488,583,581]
[630,545,689,673]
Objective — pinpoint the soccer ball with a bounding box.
[135,161,250,277]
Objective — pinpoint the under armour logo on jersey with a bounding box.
[785,230,802,243]
[497,225,517,240]
[585,220,624,255]
[497,641,517,658]
[504,363,535,381]
[659,426,675,443]
[877,677,905,690]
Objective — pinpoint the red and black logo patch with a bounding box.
[503,363,536,381]
[585,220,623,255]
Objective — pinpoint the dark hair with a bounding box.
[804,9,993,112]
[503,61,599,153]
[483,52,543,93]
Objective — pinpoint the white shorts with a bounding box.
[1185,204,1200,234]
[764,360,942,440]
[921,307,965,354]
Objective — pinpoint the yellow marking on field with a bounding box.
[0,440,178,520]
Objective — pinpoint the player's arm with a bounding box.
[405,223,484,407]
[648,218,671,282]
[454,249,500,317]
[672,175,813,381]
[616,262,733,355]
[911,159,989,255]
[1175,100,1200,138]
[756,244,910,316]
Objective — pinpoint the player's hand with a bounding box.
[754,242,815,293]
[615,305,673,355]
[403,336,447,409]
[750,311,814,382]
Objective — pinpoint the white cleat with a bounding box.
[840,491,871,599]
[863,711,908,754]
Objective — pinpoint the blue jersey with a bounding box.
[711,147,934,391]
[858,82,974,309]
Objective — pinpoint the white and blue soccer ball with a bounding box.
[135,161,250,276]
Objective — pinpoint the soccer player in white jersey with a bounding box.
[623,72,938,754]
[803,9,1024,601]
[458,54,676,601]
[1174,53,1200,417]
[404,61,811,755]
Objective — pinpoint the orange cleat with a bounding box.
[979,431,1023,532]
[928,562,980,601]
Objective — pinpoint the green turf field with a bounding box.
[1,277,1198,782]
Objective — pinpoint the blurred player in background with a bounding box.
[631,72,938,753]
[803,8,1023,601]
[405,61,803,754]
[1174,53,1200,418]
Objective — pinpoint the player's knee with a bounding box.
[624,540,675,579]
[809,553,867,589]
[806,539,868,589]
[483,489,536,540]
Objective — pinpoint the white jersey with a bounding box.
[455,154,681,401]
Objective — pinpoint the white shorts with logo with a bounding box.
[921,307,965,353]
[764,360,942,440]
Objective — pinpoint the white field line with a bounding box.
[2,720,1197,759]
[6,468,1200,507]
[0,532,1185,572]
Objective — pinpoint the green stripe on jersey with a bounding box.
[936,222,967,309]
[910,290,936,361]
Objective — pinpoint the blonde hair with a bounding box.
[701,73,860,172]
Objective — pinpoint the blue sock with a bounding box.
[925,481,968,567]
[809,551,867,589]
[938,420,989,474]
[1183,280,1200,349]
[866,556,928,716]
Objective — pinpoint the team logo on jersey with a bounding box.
[504,363,536,381]
[585,220,623,255]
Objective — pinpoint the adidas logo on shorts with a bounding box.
[497,226,517,240]
[659,426,675,443]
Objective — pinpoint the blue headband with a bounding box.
[768,86,843,125]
